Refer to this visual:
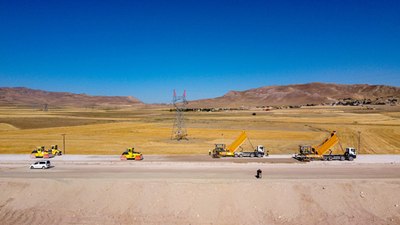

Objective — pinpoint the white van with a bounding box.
[30,160,51,169]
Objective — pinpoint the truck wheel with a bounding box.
[42,166,45,169]
[239,154,243,158]
[250,153,254,158]
[234,154,238,158]
[349,157,354,161]
[340,156,345,161]
[30,166,33,169]
[257,154,262,158]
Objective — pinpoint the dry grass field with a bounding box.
[0,105,399,155]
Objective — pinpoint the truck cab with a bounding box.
[344,147,357,161]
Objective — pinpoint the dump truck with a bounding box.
[212,131,267,158]
[120,147,143,160]
[31,146,54,158]
[293,131,357,161]
[234,145,267,158]
[212,131,247,158]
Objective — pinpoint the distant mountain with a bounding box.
[188,83,400,107]
[2,83,399,108]
[0,87,143,107]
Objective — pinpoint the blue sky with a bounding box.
[0,0,399,103]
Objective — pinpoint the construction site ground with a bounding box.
[1,154,399,225]
[1,105,400,224]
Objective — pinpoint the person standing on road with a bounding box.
[256,169,262,179]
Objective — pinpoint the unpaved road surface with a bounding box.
[1,155,400,225]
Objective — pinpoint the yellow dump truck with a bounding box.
[293,131,357,161]
[211,131,264,158]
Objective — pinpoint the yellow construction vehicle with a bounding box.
[211,131,266,158]
[31,146,53,158]
[120,147,143,160]
[50,145,62,156]
[293,131,357,161]
[212,143,231,158]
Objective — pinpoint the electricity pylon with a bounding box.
[171,90,188,140]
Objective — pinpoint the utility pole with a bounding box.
[357,131,361,154]
[62,134,66,155]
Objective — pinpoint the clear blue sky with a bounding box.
[1,0,399,103]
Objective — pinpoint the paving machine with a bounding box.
[120,147,143,160]
[31,146,53,158]
[50,145,62,156]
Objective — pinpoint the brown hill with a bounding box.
[0,87,143,107]
[188,83,400,108]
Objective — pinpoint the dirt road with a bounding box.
[0,155,399,225]
[1,161,400,180]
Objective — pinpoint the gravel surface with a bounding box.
[1,154,400,164]
[0,154,399,225]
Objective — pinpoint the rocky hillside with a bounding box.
[0,87,143,107]
[2,83,399,108]
[188,83,400,107]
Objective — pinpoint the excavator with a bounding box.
[120,147,143,160]
[31,146,53,158]
[211,131,266,158]
[293,131,357,161]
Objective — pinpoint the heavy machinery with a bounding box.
[50,145,62,156]
[120,147,143,160]
[234,145,267,158]
[293,131,357,161]
[211,144,230,157]
[211,131,267,158]
[31,146,53,158]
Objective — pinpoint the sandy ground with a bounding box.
[0,155,400,225]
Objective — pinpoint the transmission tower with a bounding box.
[171,90,188,140]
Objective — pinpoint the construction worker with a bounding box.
[255,169,262,179]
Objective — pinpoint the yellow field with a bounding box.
[0,105,399,154]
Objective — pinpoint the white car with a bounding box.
[30,160,51,169]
